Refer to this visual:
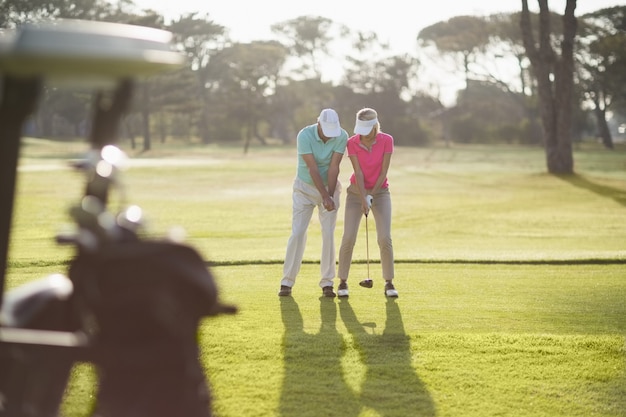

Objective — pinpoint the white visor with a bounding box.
[354,118,378,135]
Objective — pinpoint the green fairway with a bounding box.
[203,263,626,417]
[5,141,626,416]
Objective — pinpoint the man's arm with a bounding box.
[302,153,335,211]
[326,151,343,198]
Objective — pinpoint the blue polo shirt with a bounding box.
[296,123,348,186]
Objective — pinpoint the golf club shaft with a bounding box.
[365,213,370,278]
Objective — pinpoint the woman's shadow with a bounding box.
[279,297,360,417]
[339,298,436,417]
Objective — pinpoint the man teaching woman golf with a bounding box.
[278,107,398,298]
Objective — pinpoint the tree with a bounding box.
[116,10,169,151]
[418,15,491,94]
[208,41,288,152]
[520,0,577,174]
[578,6,626,149]
[486,12,547,142]
[271,15,347,80]
[169,12,228,144]
[342,30,424,145]
[454,81,532,144]
[343,30,392,94]
[1,0,145,141]
[0,0,117,27]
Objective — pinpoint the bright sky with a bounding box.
[130,0,622,104]
[133,0,622,53]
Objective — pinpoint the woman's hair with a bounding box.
[356,107,380,134]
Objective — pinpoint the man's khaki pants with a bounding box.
[282,178,341,289]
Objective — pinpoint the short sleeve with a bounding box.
[384,134,394,153]
[297,129,313,155]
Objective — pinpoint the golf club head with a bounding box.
[359,279,373,288]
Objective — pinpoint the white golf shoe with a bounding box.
[337,281,349,298]
[384,282,399,298]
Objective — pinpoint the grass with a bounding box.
[4,139,626,416]
[198,262,626,417]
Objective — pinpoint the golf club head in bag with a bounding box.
[0,274,86,417]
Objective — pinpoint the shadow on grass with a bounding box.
[338,299,436,417]
[279,297,435,416]
[279,297,360,417]
[557,173,626,207]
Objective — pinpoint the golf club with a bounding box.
[359,196,374,288]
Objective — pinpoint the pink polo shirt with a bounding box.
[346,132,393,189]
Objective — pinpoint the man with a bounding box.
[279,108,348,298]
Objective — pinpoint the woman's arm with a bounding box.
[349,154,370,214]
[370,152,392,195]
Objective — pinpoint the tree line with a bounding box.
[1,0,624,173]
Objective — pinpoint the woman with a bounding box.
[337,107,398,298]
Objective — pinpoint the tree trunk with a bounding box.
[195,71,212,144]
[125,119,137,150]
[520,0,577,174]
[593,106,614,150]
[141,83,151,152]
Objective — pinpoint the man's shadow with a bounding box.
[279,297,360,417]
[339,299,436,417]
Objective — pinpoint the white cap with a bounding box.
[354,117,378,135]
[318,108,341,138]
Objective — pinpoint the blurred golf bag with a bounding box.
[73,240,231,417]
[0,75,236,416]
[0,240,232,417]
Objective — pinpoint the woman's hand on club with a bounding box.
[362,196,372,216]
